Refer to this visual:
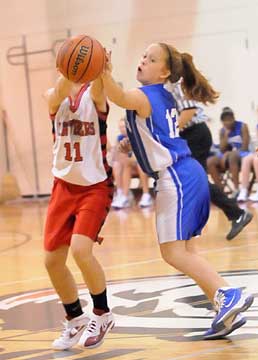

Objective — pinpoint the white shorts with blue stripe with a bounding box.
[155,157,210,244]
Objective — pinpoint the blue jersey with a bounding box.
[126,83,209,241]
[221,120,244,150]
[126,83,191,178]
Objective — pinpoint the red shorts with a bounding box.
[44,177,113,251]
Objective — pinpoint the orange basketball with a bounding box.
[56,34,105,83]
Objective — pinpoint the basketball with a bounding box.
[56,34,105,83]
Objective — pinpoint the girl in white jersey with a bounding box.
[44,75,114,350]
[101,44,253,339]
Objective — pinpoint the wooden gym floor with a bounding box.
[0,196,258,360]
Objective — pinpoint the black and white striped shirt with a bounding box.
[171,83,208,128]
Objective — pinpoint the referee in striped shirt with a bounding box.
[172,83,252,240]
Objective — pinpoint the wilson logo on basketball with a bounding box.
[72,45,90,75]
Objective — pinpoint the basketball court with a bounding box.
[0,1,258,359]
[0,198,257,360]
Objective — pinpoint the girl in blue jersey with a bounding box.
[101,43,253,339]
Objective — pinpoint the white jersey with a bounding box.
[51,84,110,186]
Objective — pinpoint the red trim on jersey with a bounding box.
[95,103,109,121]
[104,162,110,171]
[69,83,89,113]
[49,114,56,143]
[50,112,56,120]
[100,134,107,144]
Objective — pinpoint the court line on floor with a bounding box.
[1,242,258,287]
[166,343,239,360]
[0,232,31,254]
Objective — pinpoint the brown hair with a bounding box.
[159,43,219,105]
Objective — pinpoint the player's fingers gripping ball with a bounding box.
[56,34,105,83]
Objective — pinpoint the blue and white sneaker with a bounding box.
[204,313,246,340]
[212,287,253,332]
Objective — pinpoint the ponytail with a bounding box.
[181,52,219,105]
[159,43,219,105]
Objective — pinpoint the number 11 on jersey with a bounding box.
[166,108,178,138]
[64,142,83,162]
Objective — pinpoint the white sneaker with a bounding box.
[78,312,115,349]
[114,188,123,199]
[52,313,89,350]
[111,194,130,209]
[237,188,248,202]
[248,191,258,202]
[111,194,118,207]
[138,193,153,208]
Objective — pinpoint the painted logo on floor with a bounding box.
[0,270,257,341]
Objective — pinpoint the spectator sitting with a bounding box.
[207,107,250,197]
[109,118,153,209]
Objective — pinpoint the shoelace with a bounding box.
[87,320,97,334]
[214,292,226,311]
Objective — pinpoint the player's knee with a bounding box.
[71,242,92,265]
[161,252,171,265]
[71,246,84,263]
[44,254,63,272]
[160,248,179,266]
[70,234,93,261]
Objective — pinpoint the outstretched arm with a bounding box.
[101,52,151,118]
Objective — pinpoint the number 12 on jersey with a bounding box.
[64,142,83,162]
[166,108,178,138]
